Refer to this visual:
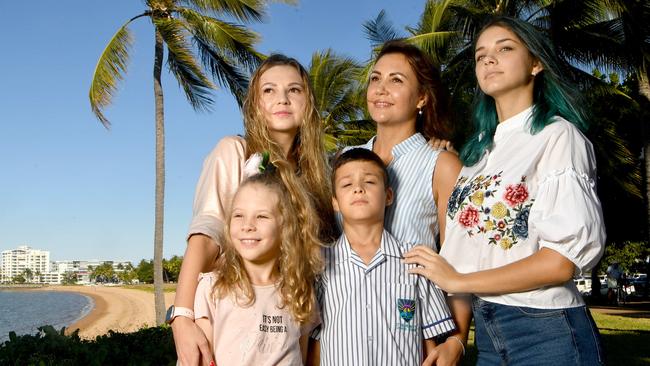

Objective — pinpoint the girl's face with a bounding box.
[258,65,307,140]
[474,25,543,99]
[229,183,282,266]
[367,53,426,127]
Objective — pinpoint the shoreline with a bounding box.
[25,285,175,339]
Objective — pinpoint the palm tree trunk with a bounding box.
[153,29,166,325]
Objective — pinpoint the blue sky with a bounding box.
[0,1,422,263]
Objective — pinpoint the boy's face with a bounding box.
[332,160,393,224]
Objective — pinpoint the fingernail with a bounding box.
[209,361,215,366]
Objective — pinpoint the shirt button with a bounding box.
[368,336,373,342]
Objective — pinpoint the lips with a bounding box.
[484,71,502,80]
[351,199,368,205]
[273,111,292,117]
[238,238,260,247]
[371,100,392,108]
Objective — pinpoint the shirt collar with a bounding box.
[494,106,533,143]
[334,229,404,261]
[365,133,427,160]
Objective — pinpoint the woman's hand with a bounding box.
[428,138,458,155]
[403,245,464,293]
[171,316,215,366]
[422,338,464,366]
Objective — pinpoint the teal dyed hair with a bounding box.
[460,16,588,166]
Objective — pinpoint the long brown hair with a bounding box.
[243,54,336,241]
[373,40,453,141]
[212,165,323,324]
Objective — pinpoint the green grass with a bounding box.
[123,283,177,293]
[592,312,650,365]
[459,310,650,365]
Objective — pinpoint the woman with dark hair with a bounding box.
[358,40,462,251]
[405,16,605,365]
[340,40,465,364]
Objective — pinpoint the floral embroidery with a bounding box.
[458,206,480,227]
[448,173,534,250]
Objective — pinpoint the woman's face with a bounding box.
[474,25,543,99]
[258,65,307,139]
[367,53,426,127]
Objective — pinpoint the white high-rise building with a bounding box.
[1,246,50,283]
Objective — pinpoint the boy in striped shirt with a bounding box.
[308,148,456,365]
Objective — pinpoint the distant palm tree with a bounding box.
[308,49,371,151]
[89,0,274,324]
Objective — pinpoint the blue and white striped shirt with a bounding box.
[349,133,441,251]
[312,230,455,366]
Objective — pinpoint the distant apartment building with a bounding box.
[0,246,50,283]
[1,245,132,284]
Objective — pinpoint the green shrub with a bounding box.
[0,325,176,366]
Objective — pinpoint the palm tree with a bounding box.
[308,49,371,151]
[89,0,272,324]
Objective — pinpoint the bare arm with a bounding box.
[432,151,462,244]
[404,246,575,294]
[172,234,219,366]
[306,339,320,366]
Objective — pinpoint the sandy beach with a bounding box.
[34,286,176,339]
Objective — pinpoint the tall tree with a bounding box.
[88,0,272,324]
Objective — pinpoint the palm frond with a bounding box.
[194,40,250,106]
[178,0,270,23]
[155,17,215,111]
[363,10,401,48]
[89,20,134,128]
[179,8,262,73]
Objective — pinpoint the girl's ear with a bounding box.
[531,59,544,76]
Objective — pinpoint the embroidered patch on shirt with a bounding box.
[397,298,416,322]
[447,172,534,250]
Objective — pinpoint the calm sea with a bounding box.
[0,290,93,342]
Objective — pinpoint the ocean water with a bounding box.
[0,290,94,342]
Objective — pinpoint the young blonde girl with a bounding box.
[171,55,335,365]
[195,166,322,365]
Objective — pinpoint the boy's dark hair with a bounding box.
[331,148,389,193]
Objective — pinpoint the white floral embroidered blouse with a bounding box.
[439,107,605,308]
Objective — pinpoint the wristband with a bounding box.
[165,305,195,324]
[447,335,465,356]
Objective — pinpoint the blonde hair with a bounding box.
[243,54,336,241]
[212,163,323,324]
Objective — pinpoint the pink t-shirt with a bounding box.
[195,273,316,365]
[188,136,248,242]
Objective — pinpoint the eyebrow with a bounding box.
[370,70,408,78]
[475,37,518,53]
[260,81,304,88]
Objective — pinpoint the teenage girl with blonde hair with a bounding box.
[171,54,335,366]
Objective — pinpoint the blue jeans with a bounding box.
[472,297,605,365]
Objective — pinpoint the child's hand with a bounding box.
[422,338,464,366]
[403,245,463,293]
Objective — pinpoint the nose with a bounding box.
[241,217,256,232]
[353,183,365,194]
[373,80,387,95]
[277,90,289,104]
[482,54,496,65]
